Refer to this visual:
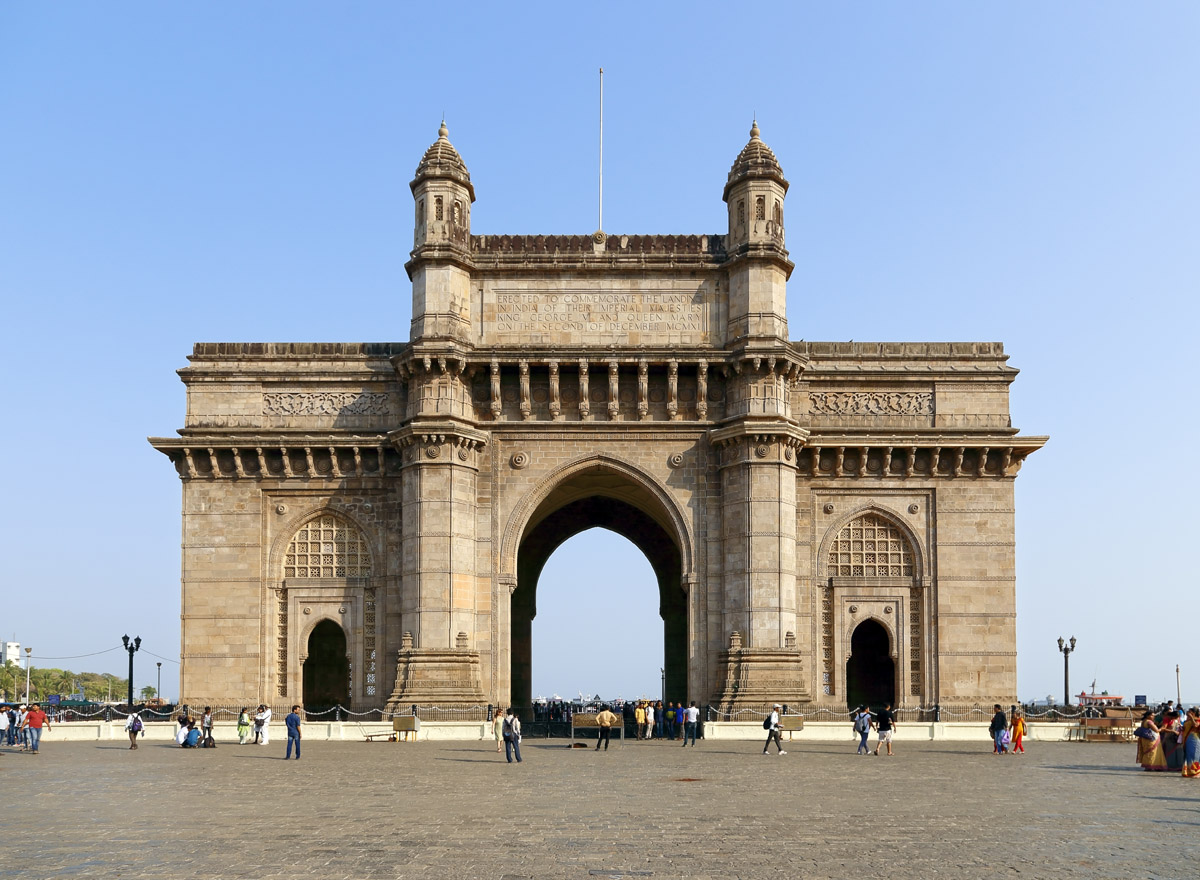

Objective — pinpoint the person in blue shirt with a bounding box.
[285,705,302,760]
[182,721,200,748]
[852,705,872,755]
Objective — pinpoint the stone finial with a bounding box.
[438,119,449,140]
[456,631,469,650]
[729,630,743,650]
[401,631,413,651]
[750,118,760,139]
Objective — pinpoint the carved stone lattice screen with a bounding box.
[827,514,913,577]
[364,589,377,698]
[910,587,923,695]
[284,514,372,578]
[821,586,833,695]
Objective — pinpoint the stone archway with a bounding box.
[303,619,350,708]
[509,465,688,709]
[845,619,895,711]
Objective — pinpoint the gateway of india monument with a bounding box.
[151,121,1045,714]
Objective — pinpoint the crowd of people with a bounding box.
[10,695,1200,775]
[0,702,51,754]
[1135,701,1200,777]
[116,703,305,758]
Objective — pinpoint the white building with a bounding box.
[1,641,21,666]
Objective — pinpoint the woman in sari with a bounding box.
[1161,711,1184,771]
[1135,711,1169,771]
[1181,707,1200,779]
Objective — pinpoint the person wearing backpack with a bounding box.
[852,705,872,755]
[124,711,144,750]
[502,708,523,763]
[762,703,786,755]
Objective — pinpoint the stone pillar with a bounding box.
[710,421,808,711]
[386,421,488,709]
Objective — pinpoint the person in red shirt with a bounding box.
[23,703,50,754]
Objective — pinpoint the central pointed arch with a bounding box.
[500,454,695,584]
[500,454,696,709]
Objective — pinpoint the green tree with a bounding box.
[0,659,18,701]
[140,685,157,700]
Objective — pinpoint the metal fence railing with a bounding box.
[31,700,1102,726]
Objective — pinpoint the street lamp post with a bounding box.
[122,635,141,707]
[1057,636,1077,706]
[24,646,32,702]
[157,662,162,702]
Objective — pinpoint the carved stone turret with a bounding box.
[723,120,792,343]
[407,121,475,343]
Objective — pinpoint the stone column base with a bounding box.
[385,648,487,711]
[714,646,809,713]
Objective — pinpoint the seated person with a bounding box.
[182,722,201,748]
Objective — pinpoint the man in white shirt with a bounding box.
[682,701,699,747]
[763,703,786,755]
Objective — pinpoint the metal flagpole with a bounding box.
[598,67,603,232]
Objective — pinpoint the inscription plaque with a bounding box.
[492,289,707,338]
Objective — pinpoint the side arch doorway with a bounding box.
[509,465,689,710]
[303,619,350,708]
[845,619,895,710]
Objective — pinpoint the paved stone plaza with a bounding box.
[4,739,1196,878]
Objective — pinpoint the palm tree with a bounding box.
[0,660,18,701]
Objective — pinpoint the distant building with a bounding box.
[1,641,21,666]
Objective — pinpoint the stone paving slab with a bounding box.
[3,737,1196,879]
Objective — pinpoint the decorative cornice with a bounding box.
[148,436,398,481]
[387,420,488,451]
[802,442,1043,479]
[708,418,809,450]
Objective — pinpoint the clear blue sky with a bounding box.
[2,3,1196,704]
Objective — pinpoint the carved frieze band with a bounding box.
[263,391,391,416]
[808,391,932,416]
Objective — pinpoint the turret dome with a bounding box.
[723,120,788,202]
[412,120,475,202]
